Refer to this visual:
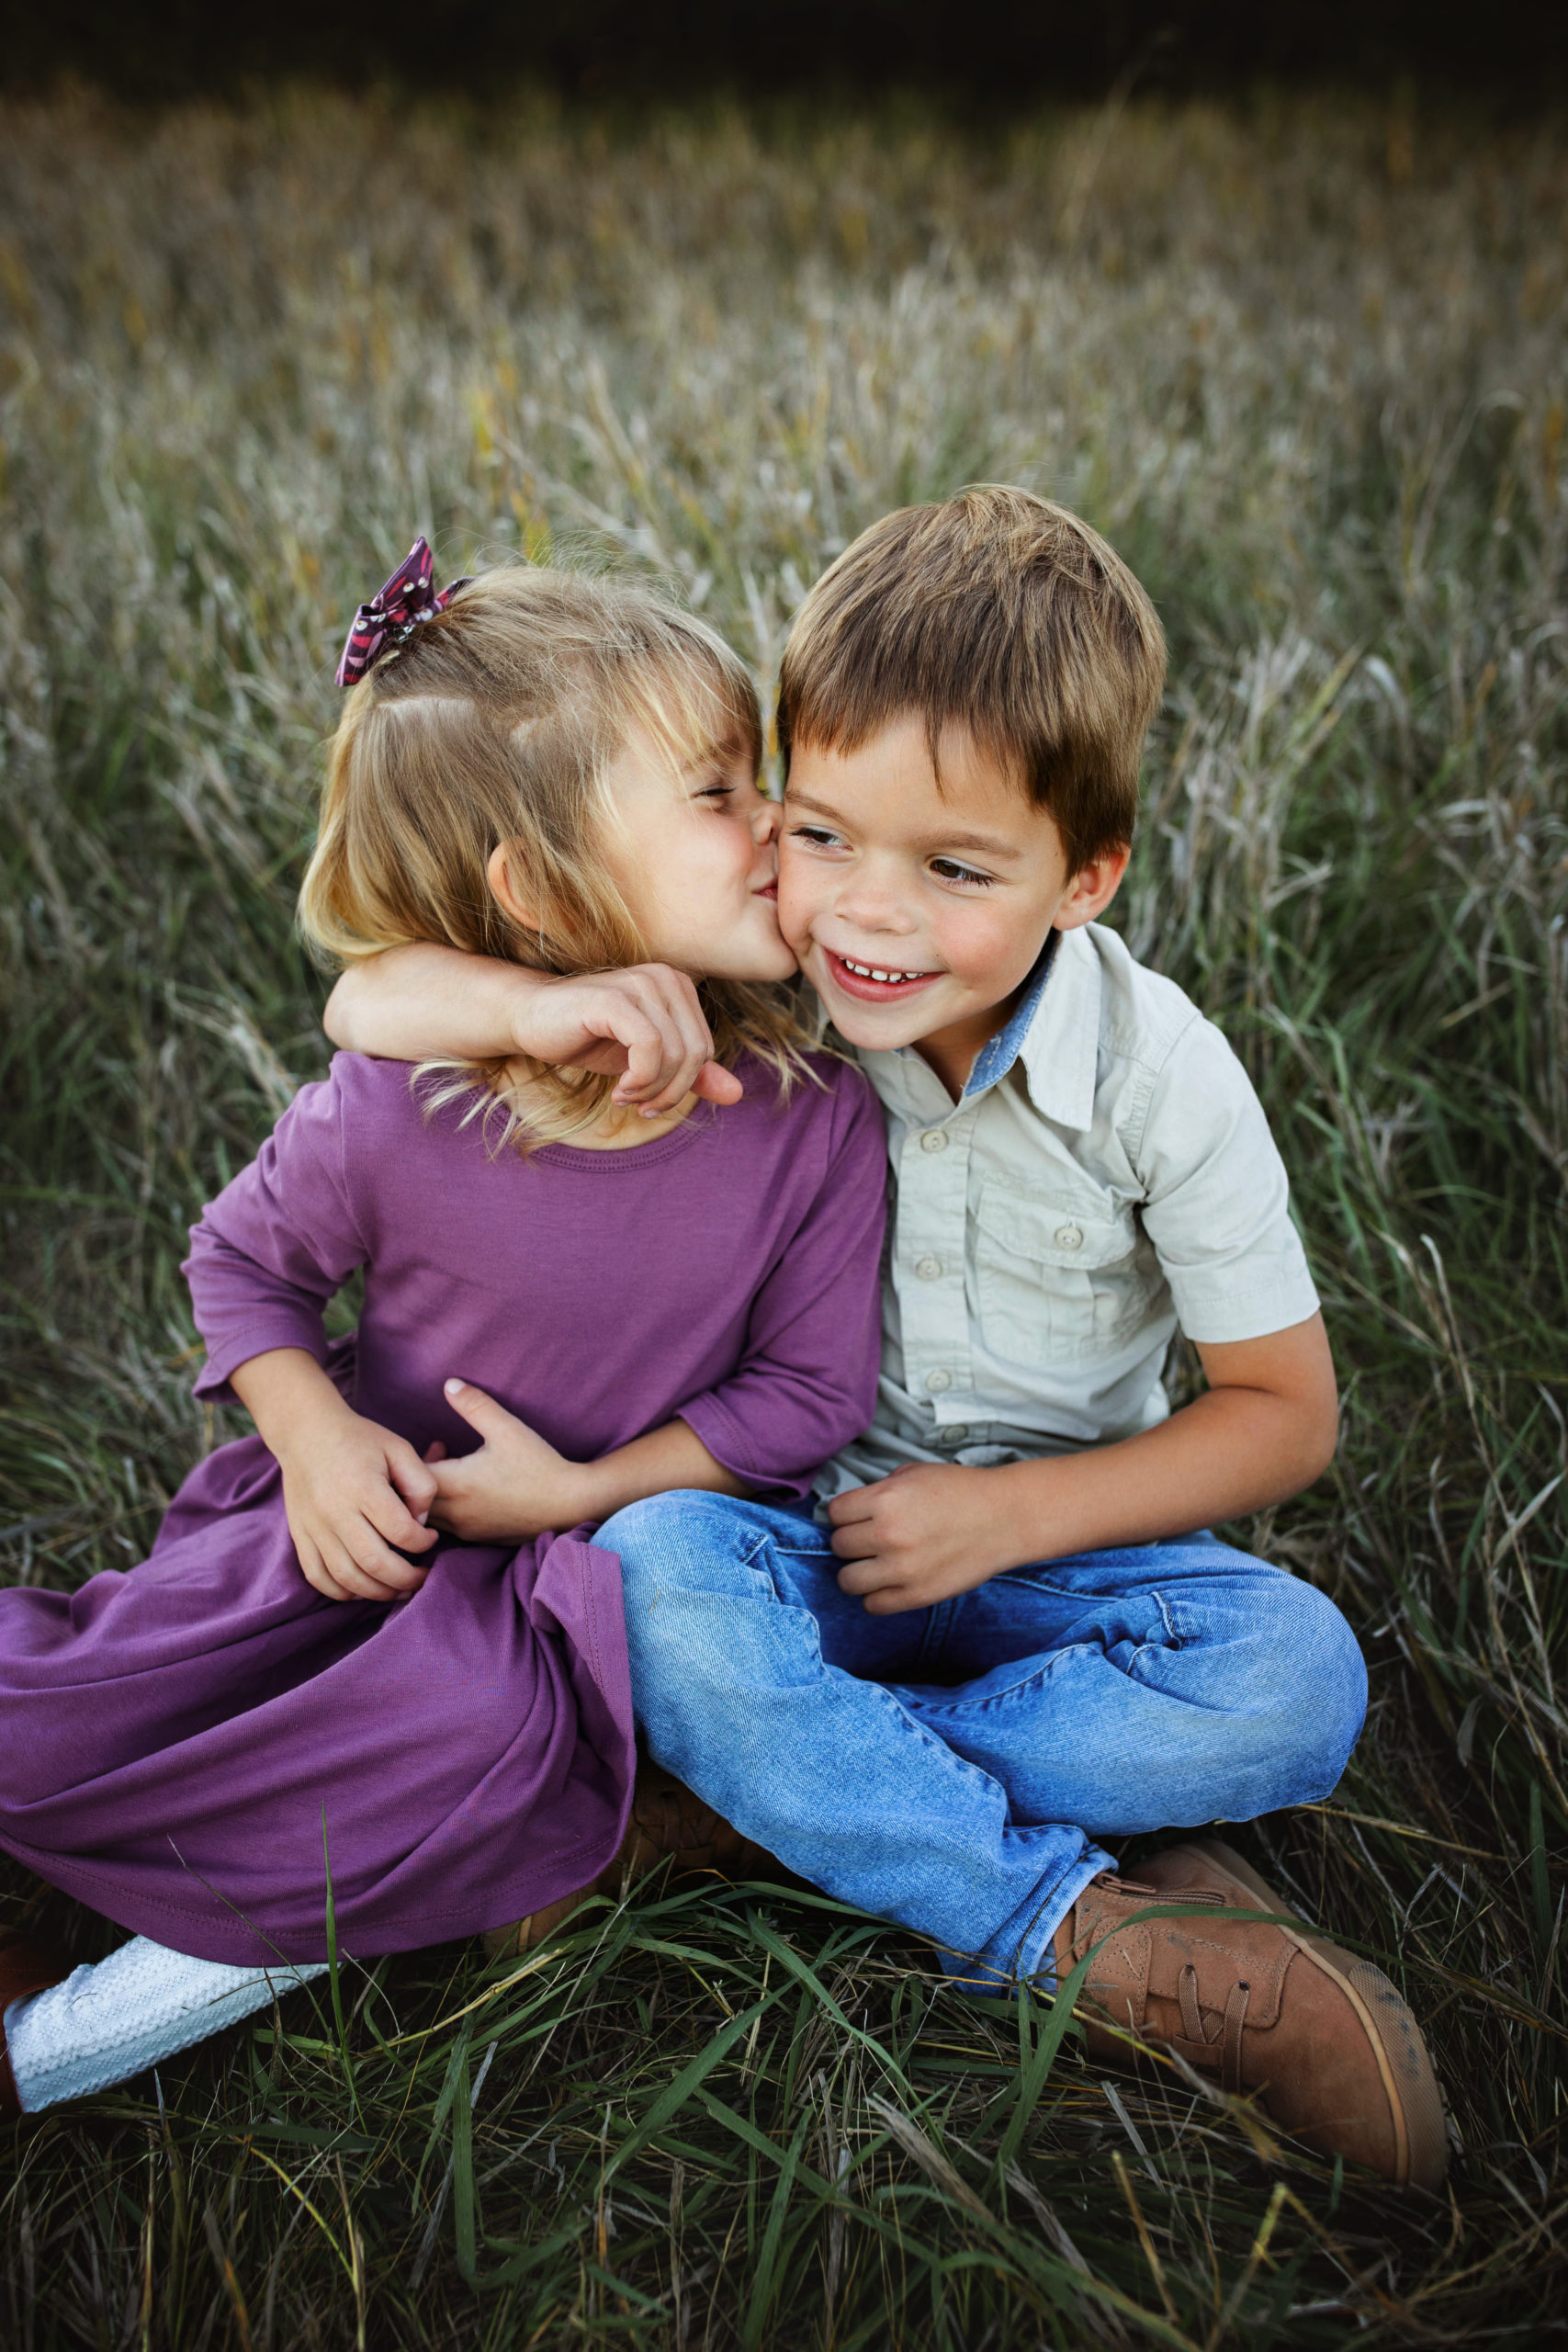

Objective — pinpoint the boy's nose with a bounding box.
[832,876,918,936]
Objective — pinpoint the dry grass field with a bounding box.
[1,85,1565,2347]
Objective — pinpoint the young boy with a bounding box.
[325,489,1447,2189]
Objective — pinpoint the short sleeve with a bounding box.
[1134,1016,1321,1346]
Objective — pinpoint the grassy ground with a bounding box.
[1,85,1565,2347]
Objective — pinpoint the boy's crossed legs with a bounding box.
[601,1492,1365,1977]
[599,1490,1448,2189]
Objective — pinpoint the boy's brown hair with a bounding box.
[777,486,1166,870]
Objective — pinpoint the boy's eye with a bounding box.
[930,858,995,888]
[789,824,847,850]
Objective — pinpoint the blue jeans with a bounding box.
[594,1494,1369,1985]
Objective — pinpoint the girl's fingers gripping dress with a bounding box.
[300,1531,420,1606]
[273,1408,438,1600]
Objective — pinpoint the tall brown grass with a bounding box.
[1,85,1564,2347]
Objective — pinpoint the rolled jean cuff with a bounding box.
[941,1840,1114,1996]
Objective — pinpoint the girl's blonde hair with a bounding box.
[299,563,815,1148]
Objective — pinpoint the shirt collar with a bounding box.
[963,922,1102,1132]
[852,922,1103,1131]
[961,933,1059,1099]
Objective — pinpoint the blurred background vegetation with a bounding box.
[0,69,1565,2350]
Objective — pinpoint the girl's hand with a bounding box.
[424,1379,592,1542]
[275,1404,440,1604]
[231,1347,439,1603]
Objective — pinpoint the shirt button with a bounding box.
[1055,1225,1084,1250]
[914,1255,942,1281]
[925,1369,952,1393]
[944,1423,971,1445]
[919,1128,950,1153]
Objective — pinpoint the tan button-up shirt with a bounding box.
[818,922,1321,1499]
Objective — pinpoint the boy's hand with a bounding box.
[829,1319,1342,1614]
[423,1379,592,1543]
[276,1404,439,1605]
[828,1464,1012,1613]
[519,967,745,1116]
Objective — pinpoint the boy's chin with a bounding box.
[828,1011,923,1049]
[809,989,940,1048]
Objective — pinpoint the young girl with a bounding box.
[0,547,886,2116]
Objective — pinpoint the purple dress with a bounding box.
[0,1053,885,1964]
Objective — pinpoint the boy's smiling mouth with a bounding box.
[820,947,942,1002]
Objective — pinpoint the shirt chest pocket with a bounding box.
[973,1183,1146,1364]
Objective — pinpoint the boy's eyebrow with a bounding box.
[784,790,852,821]
[910,828,1023,859]
[785,789,1022,860]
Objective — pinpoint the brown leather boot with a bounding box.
[1055,1838,1449,2191]
[483,1759,773,1960]
[1,1928,69,2120]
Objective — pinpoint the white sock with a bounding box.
[5,1935,328,2111]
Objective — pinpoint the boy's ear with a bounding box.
[1054,843,1132,933]
[486,841,540,933]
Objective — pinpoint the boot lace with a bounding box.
[1177,1962,1252,2095]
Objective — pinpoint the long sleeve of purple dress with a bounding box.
[0,1052,886,1962]
[182,1072,367,1397]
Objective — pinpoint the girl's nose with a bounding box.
[750,793,782,845]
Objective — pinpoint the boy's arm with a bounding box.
[322,944,741,1113]
[828,1312,1338,1613]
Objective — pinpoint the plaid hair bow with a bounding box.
[335,537,470,687]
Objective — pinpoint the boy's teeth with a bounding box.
[842,957,921,982]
